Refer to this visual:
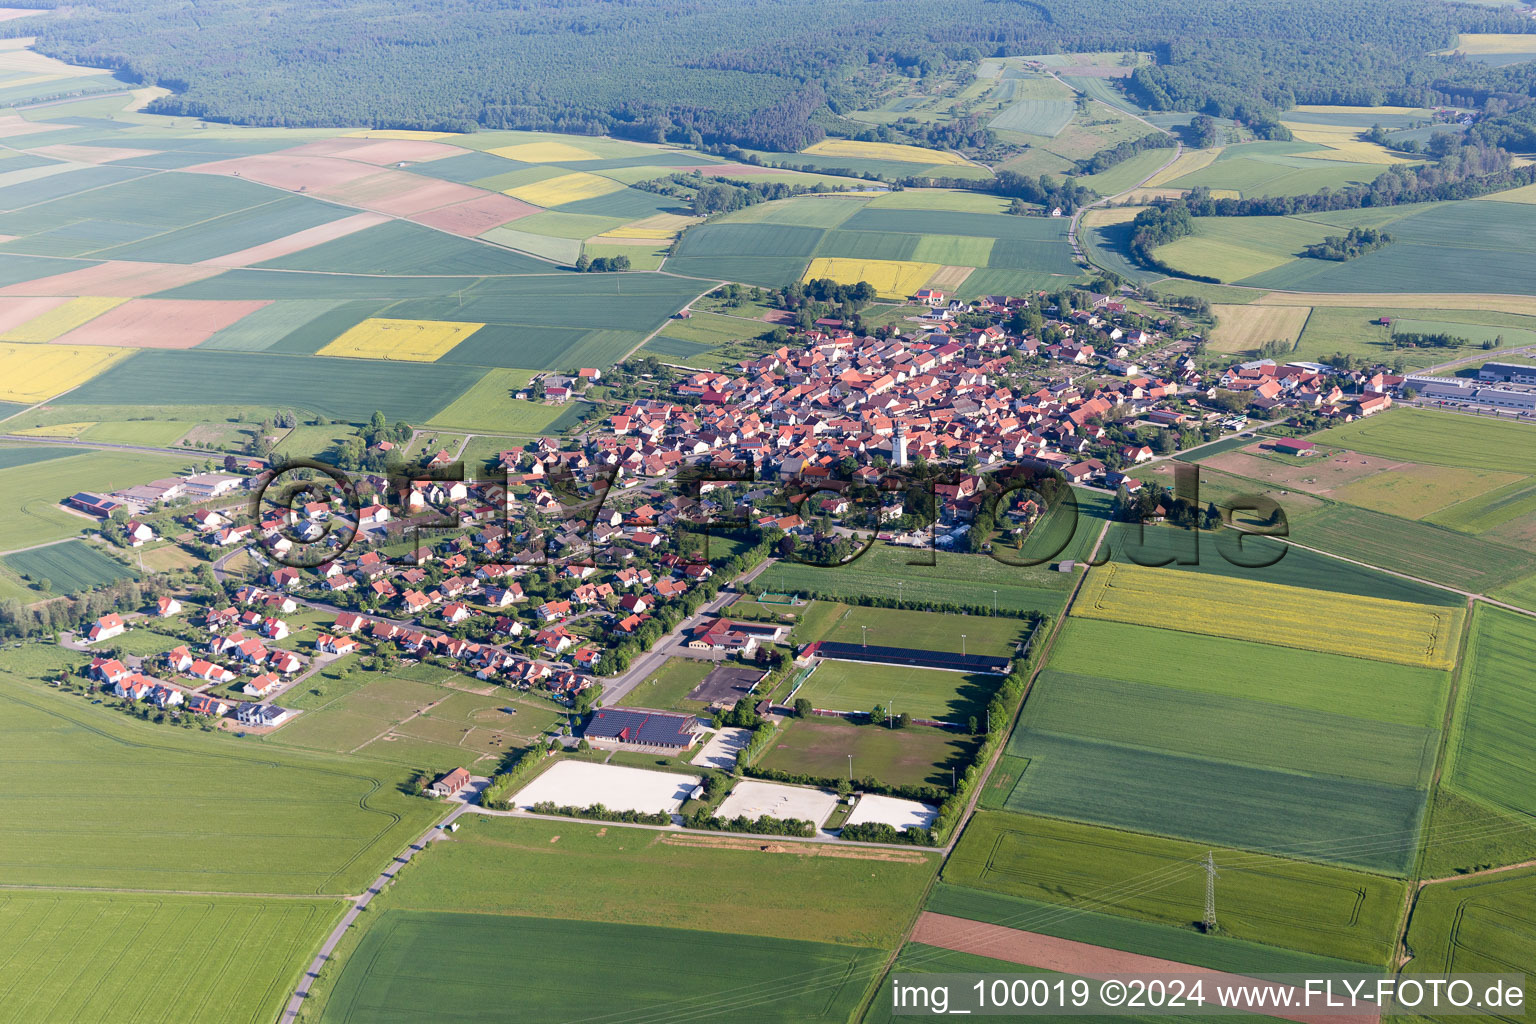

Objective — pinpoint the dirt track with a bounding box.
[912,913,1380,1024]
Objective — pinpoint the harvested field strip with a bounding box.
[1209,303,1310,354]
[910,912,1379,1024]
[201,211,388,267]
[1074,562,1463,669]
[927,883,1370,976]
[1,295,126,342]
[51,298,271,349]
[317,317,485,362]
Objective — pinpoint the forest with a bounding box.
[5,0,1536,151]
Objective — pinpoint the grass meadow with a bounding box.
[0,890,343,1024]
[0,655,443,894]
[944,812,1406,967]
[0,450,188,550]
[796,659,999,723]
[333,812,936,947]
[805,603,1028,658]
[616,656,712,711]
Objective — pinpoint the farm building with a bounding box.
[1271,438,1315,456]
[1478,362,1536,386]
[65,492,125,518]
[801,641,1010,675]
[584,708,701,750]
[429,767,472,797]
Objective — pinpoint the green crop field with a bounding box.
[1048,619,1450,729]
[1163,142,1383,198]
[926,883,1373,976]
[1403,868,1536,1018]
[318,911,885,1024]
[1238,200,1536,293]
[1444,606,1536,819]
[324,812,936,947]
[669,221,827,285]
[1023,670,1438,788]
[796,658,998,723]
[806,604,1029,658]
[0,890,343,1024]
[989,98,1076,136]
[1153,214,1357,282]
[0,449,189,550]
[758,716,979,789]
[997,729,1425,873]
[617,656,713,710]
[945,812,1406,967]
[1287,502,1536,594]
[1099,518,1471,605]
[3,539,136,593]
[0,444,86,471]
[0,657,443,893]
[258,220,552,275]
[59,350,483,424]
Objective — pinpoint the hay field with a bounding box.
[1,296,127,342]
[802,256,940,299]
[1282,123,1414,164]
[1141,147,1220,187]
[317,317,484,362]
[1075,562,1463,669]
[1257,290,1536,316]
[505,170,625,206]
[1437,32,1536,54]
[801,138,970,166]
[1208,303,1310,354]
[0,342,131,401]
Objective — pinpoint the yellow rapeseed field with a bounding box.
[489,140,600,163]
[802,257,941,300]
[506,171,627,207]
[1,297,128,343]
[802,139,970,167]
[1074,562,1463,670]
[317,318,484,362]
[10,421,95,437]
[0,344,131,402]
[344,129,457,140]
